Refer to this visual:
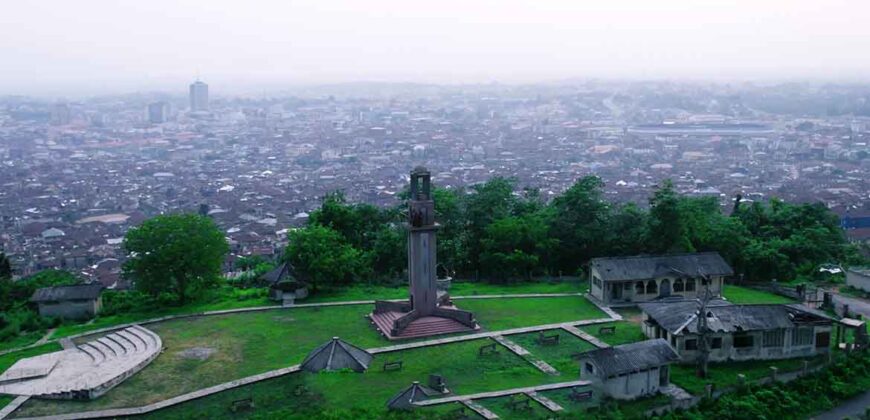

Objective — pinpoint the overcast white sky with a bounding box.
[2,0,869,96]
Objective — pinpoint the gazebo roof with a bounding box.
[300,337,373,373]
[386,381,438,410]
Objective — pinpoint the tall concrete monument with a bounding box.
[370,167,478,339]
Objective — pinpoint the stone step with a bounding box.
[112,331,140,353]
[97,337,124,356]
[80,343,107,364]
[118,329,147,351]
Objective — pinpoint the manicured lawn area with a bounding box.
[579,321,647,346]
[0,395,14,412]
[12,296,603,417]
[538,386,600,414]
[0,343,62,373]
[0,331,46,353]
[477,394,554,419]
[508,330,595,374]
[133,339,557,419]
[305,280,582,303]
[721,285,795,305]
[460,296,607,331]
[670,356,822,395]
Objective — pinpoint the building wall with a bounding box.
[580,358,669,400]
[846,269,870,293]
[641,318,833,362]
[37,297,101,320]
[592,266,724,304]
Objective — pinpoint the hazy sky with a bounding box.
[2,0,869,96]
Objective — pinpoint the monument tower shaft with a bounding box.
[408,167,438,316]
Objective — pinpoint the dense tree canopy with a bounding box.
[286,177,863,285]
[286,225,370,290]
[123,213,229,304]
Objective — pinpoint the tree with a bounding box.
[480,213,557,281]
[647,180,693,253]
[0,252,11,281]
[464,177,519,273]
[123,213,228,304]
[549,176,610,270]
[286,225,369,290]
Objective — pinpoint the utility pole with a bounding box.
[695,272,713,378]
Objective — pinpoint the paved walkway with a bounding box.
[0,396,30,420]
[414,380,590,407]
[561,325,610,348]
[491,335,559,375]
[526,391,563,412]
[461,400,499,419]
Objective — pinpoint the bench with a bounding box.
[383,360,404,371]
[230,398,254,412]
[429,374,448,393]
[508,396,531,411]
[569,388,593,402]
[537,331,561,345]
[598,326,616,335]
[479,342,499,356]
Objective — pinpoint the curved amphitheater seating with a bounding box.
[0,325,162,400]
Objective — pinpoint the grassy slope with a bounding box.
[509,330,595,374]
[136,338,557,419]
[0,331,47,353]
[721,285,795,304]
[13,295,604,417]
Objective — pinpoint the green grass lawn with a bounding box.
[579,321,647,347]
[508,330,595,374]
[609,393,671,418]
[304,280,582,303]
[0,331,47,353]
[538,386,600,414]
[721,285,795,305]
[0,394,14,412]
[670,356,822,395]
[131,339,557,419]
[459,296,606,331]
[12,295,604,417]
[477,394,554,419]
[0,343,62,373]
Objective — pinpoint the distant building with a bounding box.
[30,284,103,320]
[51,103,71,125]
[189,80,209,112]
[639,301,833,362]
[589,252,733,305]
[146,101,170,123]
[577,339,680,400]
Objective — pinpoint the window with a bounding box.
[711,337,722,349]
[792,328,814,346]
[646,280,658,295]
[636,281,645,295]
[585,362,594,374]
[733,333,754,348]
[763,330,785,348]
[685,279,696,292]
[684,339,698,350]
[673,279,684,292]
[592,277,602,289]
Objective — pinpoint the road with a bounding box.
[813,390,870,420]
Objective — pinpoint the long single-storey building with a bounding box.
[639,300,834,362]
[577,339,680,400]
[589,252,733,305]
[30,284,104,320]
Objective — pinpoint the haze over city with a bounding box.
[2,0,870,96]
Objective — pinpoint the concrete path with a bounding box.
[414,380,590,407]
[491,335,559,375]
[525,391,563,412]
[0,396,30,420]
[660,384,693,401]
[34,330,56,347]
[812,389,870,420]
[368,318,615,354]
[461,400,499,419]
[561,325,610,348]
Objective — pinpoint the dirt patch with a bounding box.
[176,347,216,361]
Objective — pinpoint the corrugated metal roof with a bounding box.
[591,252,733,282]
[640,301,834,335]
[30,284,103,303]
[580,339,679,378]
